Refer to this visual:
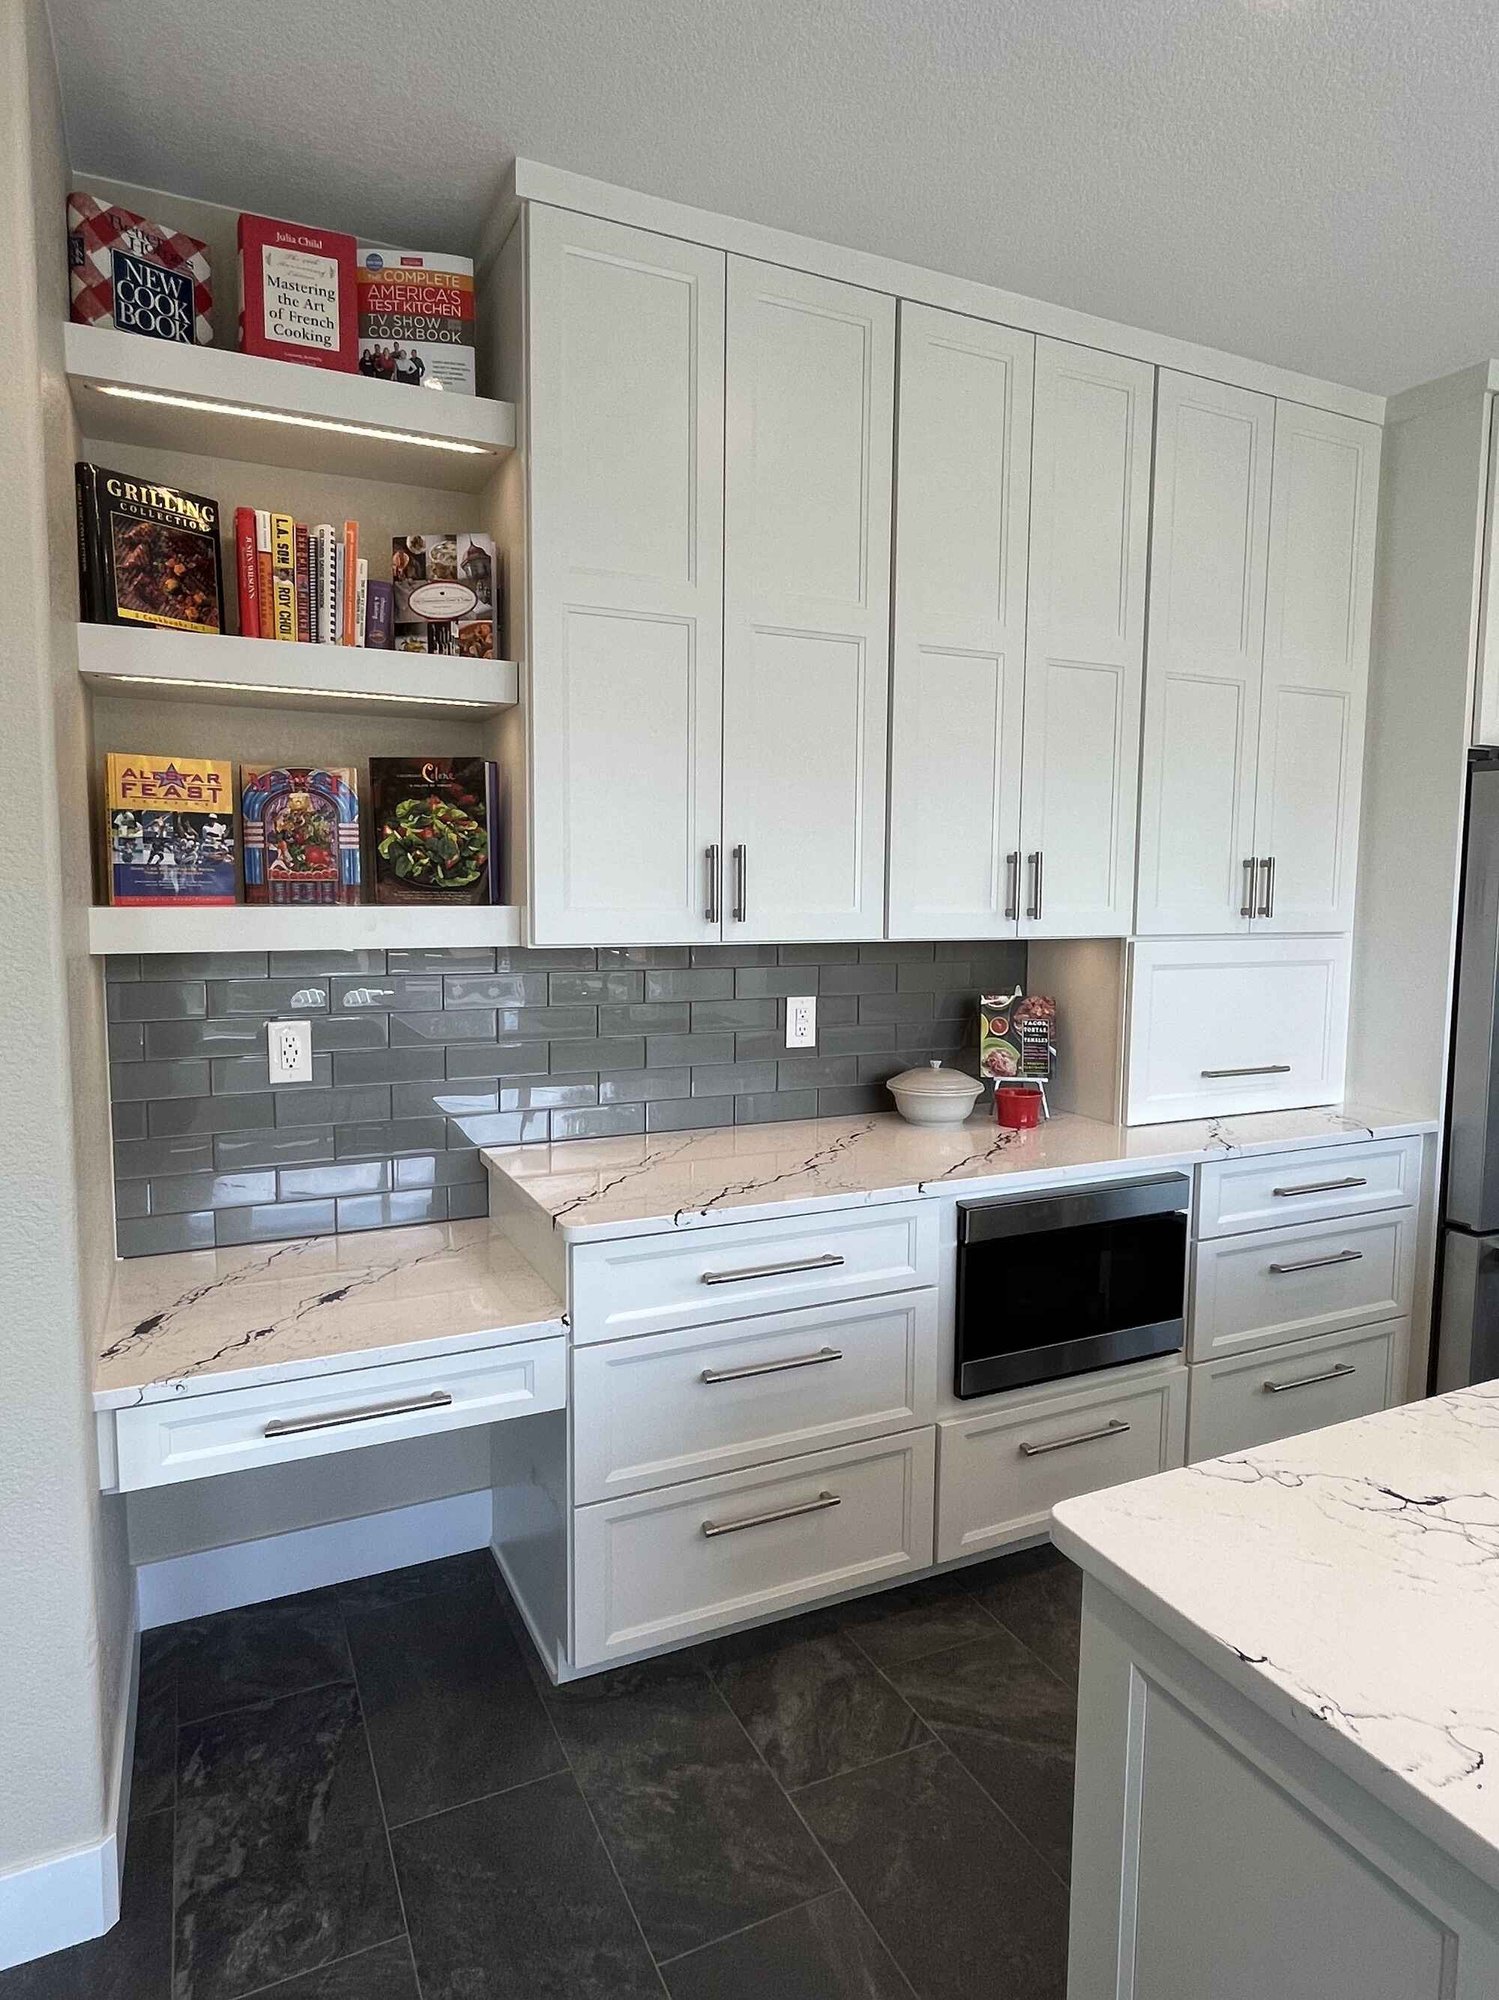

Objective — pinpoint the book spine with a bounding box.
[341,522,358,646]
[234,507,259,637]
[334,541,345,647]
[254,510,273,640]
[270,511,296,643]
[354,559,368,648]
[294,523,311,644]
[363,580,393,649]
[313,525,338,643]
[485,760,502,904]
[75,464,99,623]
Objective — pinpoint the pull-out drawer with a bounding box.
[570,1201,939,1343]
[1125,936,1350,1125]
[935,1364,1187,1564]
[1197,1136,1423,1238]
[572,1292,939,1502]
[1190,1209,1414,1362]
[111,1336,566,1491]
[571,1428,935,1667]
[1187,1319,1403,1462]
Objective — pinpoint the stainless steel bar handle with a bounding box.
[1026,850,1043,921]
[1267,1248,1363,1275]
[1263,1362,1356,1395]
[705,843,722,924]
[1199,1063,1292,1078]
[701,1347,843,1385]
[264,1389,453,1438]
[1004,850,1021,923]
[701,1251,845,1286]
[1240,857,1258,919]
[732,843,747,923]
[702,1491,841,1538]
[1271,1176,1368,1198]
[1018,1418,1131,1458]
[1258,854,1275,918]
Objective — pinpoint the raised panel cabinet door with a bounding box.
[1253,401,1381,933]
[527,207,726,944]
[1136,372,1274,936]
[722,258,896,942]
[1018,338,1154,938]
[887,303,1033,938]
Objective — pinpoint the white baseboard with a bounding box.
[136,1489,493,1628]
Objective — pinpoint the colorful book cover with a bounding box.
[104,754,235,906]
[255,510,273,639]
[270,512,296,642]
[237,213,357,371]
[240,765,360,905]
[390,533,496,658]
[234,508,259,637]
[370,757,499,905]
[67,193,212,345]
[312,524,337,642]
[356,247,476,394]
[364,580,393,650]
[76,464,223,633]
[340,522,359,645]
[294,523,311,643]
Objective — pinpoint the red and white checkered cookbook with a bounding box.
[66,192,212,345]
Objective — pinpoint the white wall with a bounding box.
[0,0,133,1899]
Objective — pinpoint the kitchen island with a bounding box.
[1053,1383,1499,1998]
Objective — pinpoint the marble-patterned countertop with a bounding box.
[1054,1384,1499,1895]
[94,1220,564,1410]
[483,1102,1432,1242]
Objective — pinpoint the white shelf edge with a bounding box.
[89,903,524,956]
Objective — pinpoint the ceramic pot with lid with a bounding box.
[887,1060,984,1127]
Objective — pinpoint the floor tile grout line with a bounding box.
[651,1885,847,1973]
[223,1929,411,2000]
[339,1605,425,2000]
[784,1733,937,1801]
[961,1573,1085,1699]
[384,1760,563,1835]
[175,1671,356,1733]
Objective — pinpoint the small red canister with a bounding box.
[995,1085,1042,1130]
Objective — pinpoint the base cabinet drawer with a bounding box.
[1187,1319,1403,1461]
[572,1293,938,1502]
[1197,1136,1422,1238]
[1190,1209,1414,1362]
[1125,936,1350,1125]
[111,1336,567,1492]
[571,1428,935,1667]
[571,1203,938,1342]
[936,1366,1187,1564]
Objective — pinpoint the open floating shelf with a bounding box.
[88,903,524,956]
[79,622,519,718]
[66,322,515,491]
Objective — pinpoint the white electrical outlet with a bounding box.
[786,995,817,1050]
[268,1018,314,1085]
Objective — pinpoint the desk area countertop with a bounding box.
[93,1220,564,1411]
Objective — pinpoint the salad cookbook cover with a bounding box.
[240,766,361,906]
[370,757,499,905]
[103,754,235,906]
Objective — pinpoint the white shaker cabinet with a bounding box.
[525,207,727,945]
[1018,338,1155,938]
[721,260,896,941]
[887,304,1034,938]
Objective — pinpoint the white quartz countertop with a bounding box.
[94,1220,564,1410]
[483,1101,1432,1242]
[1054,1384,1499,1897]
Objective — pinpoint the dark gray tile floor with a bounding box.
[0,1542,1079,2000]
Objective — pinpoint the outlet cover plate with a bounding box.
[268,1018,314,1085]
[786,995,817,1050]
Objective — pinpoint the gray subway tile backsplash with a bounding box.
[106,938,1023,1255]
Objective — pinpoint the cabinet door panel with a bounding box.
[1254,403,1381,933]
[528,208,725,943]
[888,304,1033,937]
[1136,373,1272,935]
[1019,338,1153,937]
[723,259,895,941]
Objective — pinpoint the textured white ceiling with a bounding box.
[43,0,1499,393]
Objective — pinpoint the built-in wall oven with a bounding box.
[954,1175,1190,1399]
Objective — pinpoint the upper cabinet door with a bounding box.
[1135,373,1274,937]
[1018,338,1154,938]
[722,259,896,942]
[1253,403,1382,933]
[527,208,726,944]
[887,304,1034,939]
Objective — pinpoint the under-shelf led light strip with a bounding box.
[92,384,493,456]
[101,673,490,709]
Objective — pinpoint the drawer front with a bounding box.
[112,1337,566,1492]
[1190,1209,1414,1362]
[935,1365,1187,1564]
[572,1292,939,1502]
[1187,1319,1402,1462]
[571,1428,935,1666]
[1125,936,1350,1125]
[1196,1135,1422,1238]
[570,1202,939,1343]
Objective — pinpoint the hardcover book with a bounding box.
[241,766,361,905]
[237,213,357,371]
[356,247,476,394]
[370,757,499,905]
[104,754,235,906]
[67,193,212,345]
[76,464,223,633]
[390,533,496,658]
